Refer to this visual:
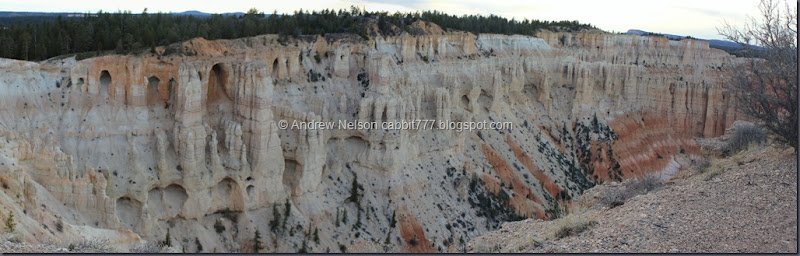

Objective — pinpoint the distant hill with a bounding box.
[0,10,247,18]
[625,29,762,56]
[0,11,252,27]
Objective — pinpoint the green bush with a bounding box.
[214,220,225,234]
[5,212,15,232]
[253,230,263,252]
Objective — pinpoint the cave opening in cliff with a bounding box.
[460,95,471,112]
[208,64,230,104]
[282,159,301,196]
[246,185,255,200]
[147,76,161,105]
[116,196,142,232]
[206,64,234,128]
[212,177,244,212]
[168,78,176,106]
[99,70,111,96]
[272,58,279,77]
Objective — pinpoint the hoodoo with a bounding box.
[0,22,743,252]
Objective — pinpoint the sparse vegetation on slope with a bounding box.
[470,136,797,253]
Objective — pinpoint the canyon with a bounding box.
[0,21,742,252]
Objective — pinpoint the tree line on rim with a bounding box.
[0,6,593,61]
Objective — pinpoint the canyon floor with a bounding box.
[470,137,798,253]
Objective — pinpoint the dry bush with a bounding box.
[702,165,726,181]
[68,237,111,253]
[129,241,164,253]
[693,157,727,181]
[627,174,662,194]
[718,0,797,151]
[597,174,663,208]
[597,187,626,208]
[552,214,597,239]
[693,158,712,174]
[724,123,767,154]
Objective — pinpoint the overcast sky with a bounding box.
[0,0,770,40]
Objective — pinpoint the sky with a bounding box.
[0,0,771,40]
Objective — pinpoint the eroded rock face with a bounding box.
[0,24,741,252]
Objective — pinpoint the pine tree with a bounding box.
[5,212,15,232]
[298,238,308,253]
[282,199,290,230]
[163,228,172,247]
[270,204,281,232]
[390,210,397,228]
[335,208,340,227]
[195,237,203,252]
[354,208,362,229]
[348,175,361,209]
[253,230,263,252]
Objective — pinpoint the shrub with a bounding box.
[627,173,662,194]
[70,237,111,253]
[597,188,626,208]
[724,123,767,154]
[702,164,726,181]
[214,219,225,234]
[553,214,597,239]
[693,158,712,175]
[5,211,15,232]
[597,174,662,208]
[55,219,64,232]
[130,241,162,253]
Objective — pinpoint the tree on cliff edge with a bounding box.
[718,0,798,151]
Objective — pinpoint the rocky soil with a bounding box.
[470,140,797,253]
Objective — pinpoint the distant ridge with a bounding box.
[0,10,247,18]
[625,29,762,55]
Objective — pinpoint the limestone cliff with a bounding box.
[0,23,742,252]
